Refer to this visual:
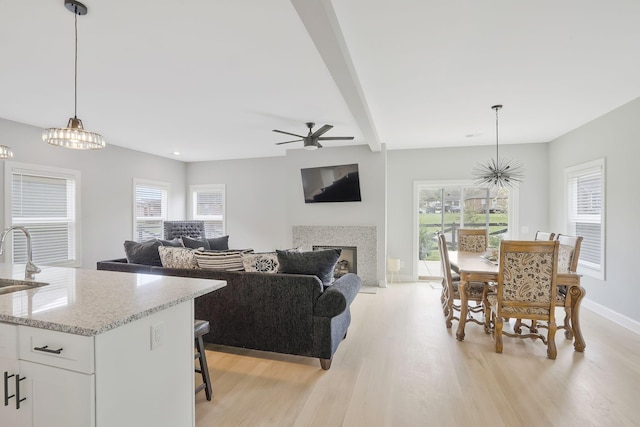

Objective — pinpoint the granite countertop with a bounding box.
[0,263,225,336]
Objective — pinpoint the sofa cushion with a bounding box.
[242,252,279,273]
[276,248,341,286]
[158,238,182,247]
[194,249,253,271]
[123,239,162,266]
[207,235,230,250]
[181,236,211,250]
[158,246,199,269]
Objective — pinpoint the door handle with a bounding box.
[4,371,15,406]
[15,374,26,409]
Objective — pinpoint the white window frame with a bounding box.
[133,179,169,241]
[564,158,605,280]
[4,161,81,267]
[189,184,226,238]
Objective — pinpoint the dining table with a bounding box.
[449,250,586,352]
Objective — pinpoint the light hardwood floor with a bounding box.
[195,282,640,427]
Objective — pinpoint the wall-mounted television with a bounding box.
[301,163,362,203]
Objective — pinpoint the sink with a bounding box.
[0,278,49,295]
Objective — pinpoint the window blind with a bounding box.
[192,185,225,237]
[135,183,168,241]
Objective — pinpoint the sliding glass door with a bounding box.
[417,182,512,278]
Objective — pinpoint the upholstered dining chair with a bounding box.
[437,232,487,329]
[486,240,560,359]
[514,234,583,338]
[535,231,555,241]
[457,228,489,252]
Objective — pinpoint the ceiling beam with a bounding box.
[291,0,382,152]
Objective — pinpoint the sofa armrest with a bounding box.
[314,273,362,318]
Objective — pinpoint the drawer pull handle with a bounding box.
[33,345,63,355]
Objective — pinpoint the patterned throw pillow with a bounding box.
[194,249,254,271]
[242,252,279,273]
[158,246,199,269]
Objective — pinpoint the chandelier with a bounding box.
[0,145,14,159]
[472,104,524,188]
[42,0,105,150]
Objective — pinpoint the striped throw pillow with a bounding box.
[194,249,254,271]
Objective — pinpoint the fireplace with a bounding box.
[293,226,377,286]
[313,245,357,279]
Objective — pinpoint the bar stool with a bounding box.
[194,319,212,401]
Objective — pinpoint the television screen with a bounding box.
[301,163,362,203]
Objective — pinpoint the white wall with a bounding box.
[0,118,187,268]
[549,97,640,324]
[387,143,549,280]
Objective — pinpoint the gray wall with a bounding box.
[549,97,640,324]
[187,144,388,283]
[386,142,549,280]
[0,118,187,268]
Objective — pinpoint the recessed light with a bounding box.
[172,151,180,156]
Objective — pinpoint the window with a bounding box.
[190,184,225,237]
[565,158,605,279]
[134,179,169,241]
[4,162,81,267]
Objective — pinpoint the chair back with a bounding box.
[437,232,456,292]
[555,234,583,273]
[535,231,555,241]
[496,240,559,321]
[163,220,206,240]
[457,228,488,252]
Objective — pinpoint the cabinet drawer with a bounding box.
[18,326,94,374]
[0,322,18,359]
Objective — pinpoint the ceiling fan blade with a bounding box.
[316,142,323,149]
[310,124,333,138]
[317,136,355,141]
[273,129,305,138]
[275,139,303,145]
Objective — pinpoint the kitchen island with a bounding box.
[0,263,225,427]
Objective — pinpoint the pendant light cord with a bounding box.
[74,6,78,119]
[495,106,499,162]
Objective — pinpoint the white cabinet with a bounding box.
[1,299,195,427]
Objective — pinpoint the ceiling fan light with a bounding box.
[304,144,318,151]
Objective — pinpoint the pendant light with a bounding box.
[42,0,105,150]
[472,104,524,188]
[0,145,14,159]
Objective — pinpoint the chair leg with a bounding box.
[195,335,213,401]
[494,312,503,354]
[563,307,573,340]
[547,320,557,360]
[320,358,332,370]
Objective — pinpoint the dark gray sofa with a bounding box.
[96,258,361,369]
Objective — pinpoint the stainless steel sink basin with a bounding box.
[0,278,49,295]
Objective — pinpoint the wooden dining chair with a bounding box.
[535,231,555,241]
[486,240,560,359]
[515,234,583,338]
[457,228,489,252]
[437,232,487,329]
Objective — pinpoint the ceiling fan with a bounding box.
[273,122,354,151]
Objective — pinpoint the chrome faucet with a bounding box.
[0,226,41,280]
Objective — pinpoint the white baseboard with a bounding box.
[582,298,640,335]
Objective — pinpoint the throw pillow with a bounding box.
[276,248,341,286]
[181,236,211,250]
[124,240,162,266]
[207,235,229,250]
[158,246,199,269]
[242,252,279,273]
[158,238,182,247]
[194,249,254,271]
